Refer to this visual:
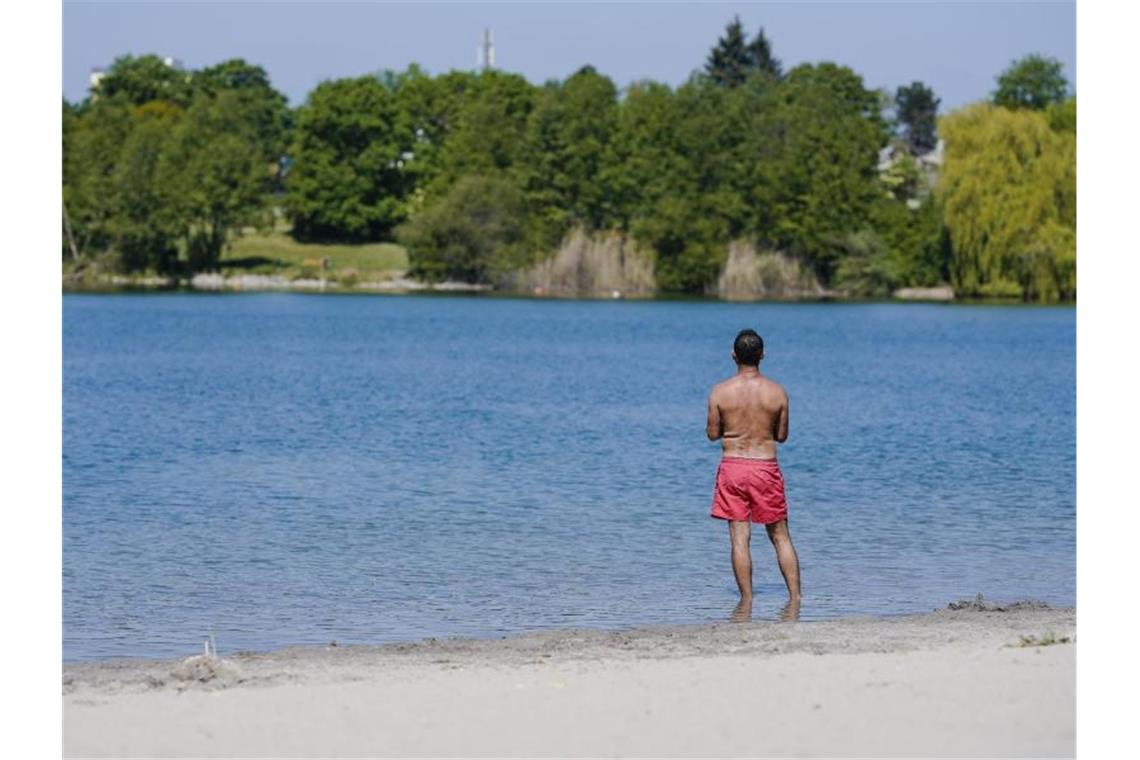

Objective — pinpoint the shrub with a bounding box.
[397,175,530,283]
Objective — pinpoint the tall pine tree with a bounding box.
[706,17,752,87]
[748,27,782,79]
[895,81,940,154]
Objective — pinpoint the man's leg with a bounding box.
[728,520,753,599]
[765,518,801,601]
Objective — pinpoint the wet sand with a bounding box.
[64,601,1075,757]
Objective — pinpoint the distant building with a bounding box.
[877,138,945,201]
[916,139,944,170]
[878,139,944,173]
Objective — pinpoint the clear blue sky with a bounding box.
[63,1,1075,110]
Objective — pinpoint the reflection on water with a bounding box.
[63,295,1075,661]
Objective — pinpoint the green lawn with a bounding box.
[223,219,408,281]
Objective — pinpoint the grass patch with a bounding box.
[222,215,408,281]
[1014,630,1073,647]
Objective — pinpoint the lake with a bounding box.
[63,294,1075,661]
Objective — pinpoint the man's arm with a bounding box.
[775,391,789,443]
[706,390,723,441]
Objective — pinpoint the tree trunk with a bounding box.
[63,200,81,261]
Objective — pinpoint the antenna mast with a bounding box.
[479,28,495,71]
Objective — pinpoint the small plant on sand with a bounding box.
[1014,630,1073,647]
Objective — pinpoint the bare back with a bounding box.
[706,370,788,460]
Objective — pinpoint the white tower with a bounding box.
[478,28,494,71]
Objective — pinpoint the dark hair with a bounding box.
[733,329,764,366]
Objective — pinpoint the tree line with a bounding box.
[62,18,1076,300]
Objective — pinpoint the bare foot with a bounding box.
[779,597,801,622]
[730,597,753,622]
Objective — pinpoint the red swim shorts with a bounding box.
[710,457,788,524]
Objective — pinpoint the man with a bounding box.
[706,328,801,620]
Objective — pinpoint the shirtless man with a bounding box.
[706,329,801,620]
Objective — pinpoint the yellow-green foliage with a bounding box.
[938,102,1076,301]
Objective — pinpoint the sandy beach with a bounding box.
[63,600,1074,758]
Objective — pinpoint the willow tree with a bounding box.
[938,103,1075,301]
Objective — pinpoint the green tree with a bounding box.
[652,76,758,291]
[895,81,940,154]
[428,70,535,190]
[191,59,292,161]
[868,195,948,288]
[832,230,906,297]
[107,102,186,272]
[93,54,192,107]
[630,195,732,293]
[520,66,618,248]
[64,98,186,273]
[285,76,414,241]
[599,80,684,232]
[993,54,1069,111]
[64,98,132,264]
[938,102,1075,301]
[750,63,890,283]
[706,17,752,87]
[398,174,530,283]
[160,91,275,270]
[389,67,478,196]
[62,100,85,260]
[1046,96,1077,134]
[748,27,782,80]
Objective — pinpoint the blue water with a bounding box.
[63,294,1075,661]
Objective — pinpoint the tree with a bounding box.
[285,76,414,241]
[706,17,752,87]
[64,98,130,264]
[651,76,756,290]
[895,81,940,154]
[191,59,292,161]
[868,194,948,288]
[748,27,782,80]
[938,102,1075,301]
[832,230,906,297]
[598,80,684,232]
[66,62,286,274]
[389,67,478,195]
[1046,97,1076,134]
[397,175,530,283]
[993,54,1069,111]
[520,66,618,248]
[107,102,187,272]
[160,91,275,270]
[62,100,84,260]
[63,98,186,273]
[93,54,192,107]
[428,70,535,190]
[749,63,890,283]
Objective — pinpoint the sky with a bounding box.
[62,1,1076,110]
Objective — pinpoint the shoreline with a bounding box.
[59,278,1063,306]
[61,268,971,302]
[62,599,1074,688]
[65,601,1075,757]
[62,594,1074,668]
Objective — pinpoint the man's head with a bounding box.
[733,329,764,366]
